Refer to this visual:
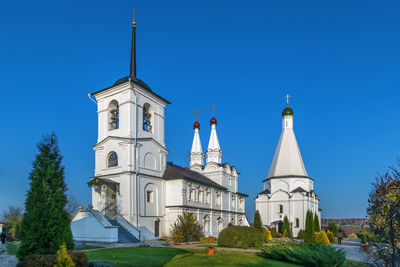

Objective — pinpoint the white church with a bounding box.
[255,97,321,237]
[71,18,249,243]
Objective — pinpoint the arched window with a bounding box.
[238,219,243,226]
[231,217,235,225]
[108,152,118,167]
[295,218,300,228]
[232,196,235,209]
[143,103,153,133]
[108,100,119,130]
[279,204,283,214]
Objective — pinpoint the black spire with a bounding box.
[130,12,136,78]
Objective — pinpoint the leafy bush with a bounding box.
[55,243,75,267]
[356,231,371,244]
[326,230,337,242]
[260,243,346,267]
[270,227,281,238]
[20,252,87,267]
[199,236,217,243]
[315,230,330,244]
[264,228,272,242]
[296,229,305,239]
[218,226,264,248]
[328,223,338,235]
[170,212,203,243]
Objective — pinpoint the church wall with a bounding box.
[165,180,184,206]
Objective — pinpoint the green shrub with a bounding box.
[199,236,217,243]
[260,243,346,267]
[328,223,338,235]
[305,210,314,243]
[170,212,203,243]
[55,243,75,267]
[356,231,371,244]
[20,252,87,267]
[296,229,305,239]
[313,214,320,232]
[253,210,263,232]
[218,226,264,248]
[282,216,291,237]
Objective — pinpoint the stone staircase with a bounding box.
[108,219,140,243]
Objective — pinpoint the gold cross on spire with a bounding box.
[195,109,199,121]
[285,94,290,107]
[211,104,216,117]
[132,9,136,28]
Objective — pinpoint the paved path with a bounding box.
[331,238,373,264]
[0,253,18,267]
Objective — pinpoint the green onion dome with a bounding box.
[282,107,294,116]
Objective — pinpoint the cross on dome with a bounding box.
[194,109,200,129]
[285,94,290,107]
[210,104,217,125]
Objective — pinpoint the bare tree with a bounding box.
[65,193,79,217]
[2,205,23,239]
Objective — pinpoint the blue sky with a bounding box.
[1,0,400,220]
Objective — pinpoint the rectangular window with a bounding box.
[147,191,153,203]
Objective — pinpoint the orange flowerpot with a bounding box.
[207,249,215,255]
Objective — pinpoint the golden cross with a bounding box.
[133,9,136,21]
[195,109,199,121]
[211,104,216,117]
[285,94,290,107]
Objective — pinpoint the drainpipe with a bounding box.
[133,86,140,230]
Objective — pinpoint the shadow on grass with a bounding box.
[85,247,188,267]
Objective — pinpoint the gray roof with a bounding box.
[91,76,171,104]
[257,189,271,196]
[290,186,308,193]
[163,162,227,190]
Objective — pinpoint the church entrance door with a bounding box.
[278,221,283,234]
[155,219,160,238]
[104,186,117,220]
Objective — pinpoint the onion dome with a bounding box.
[193,121,200,129]
[210,117,217,125]
[282,107,294,117]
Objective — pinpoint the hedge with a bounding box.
[17,252,88,267]
[218,226,264,248]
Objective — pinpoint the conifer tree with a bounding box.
[17,134,74,259]
[253,210,263,232]
[314,213,320,232]
[282,216,292,237]
[305,210,314,243]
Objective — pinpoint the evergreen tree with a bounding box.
[253,210,263,232]
[282,216,292,237]
[313,213,320,232]
[17,134,74,259]
[305,210,314,243]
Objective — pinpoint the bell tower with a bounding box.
[88,15,170,232]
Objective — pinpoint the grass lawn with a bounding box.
[85,247,300,267]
